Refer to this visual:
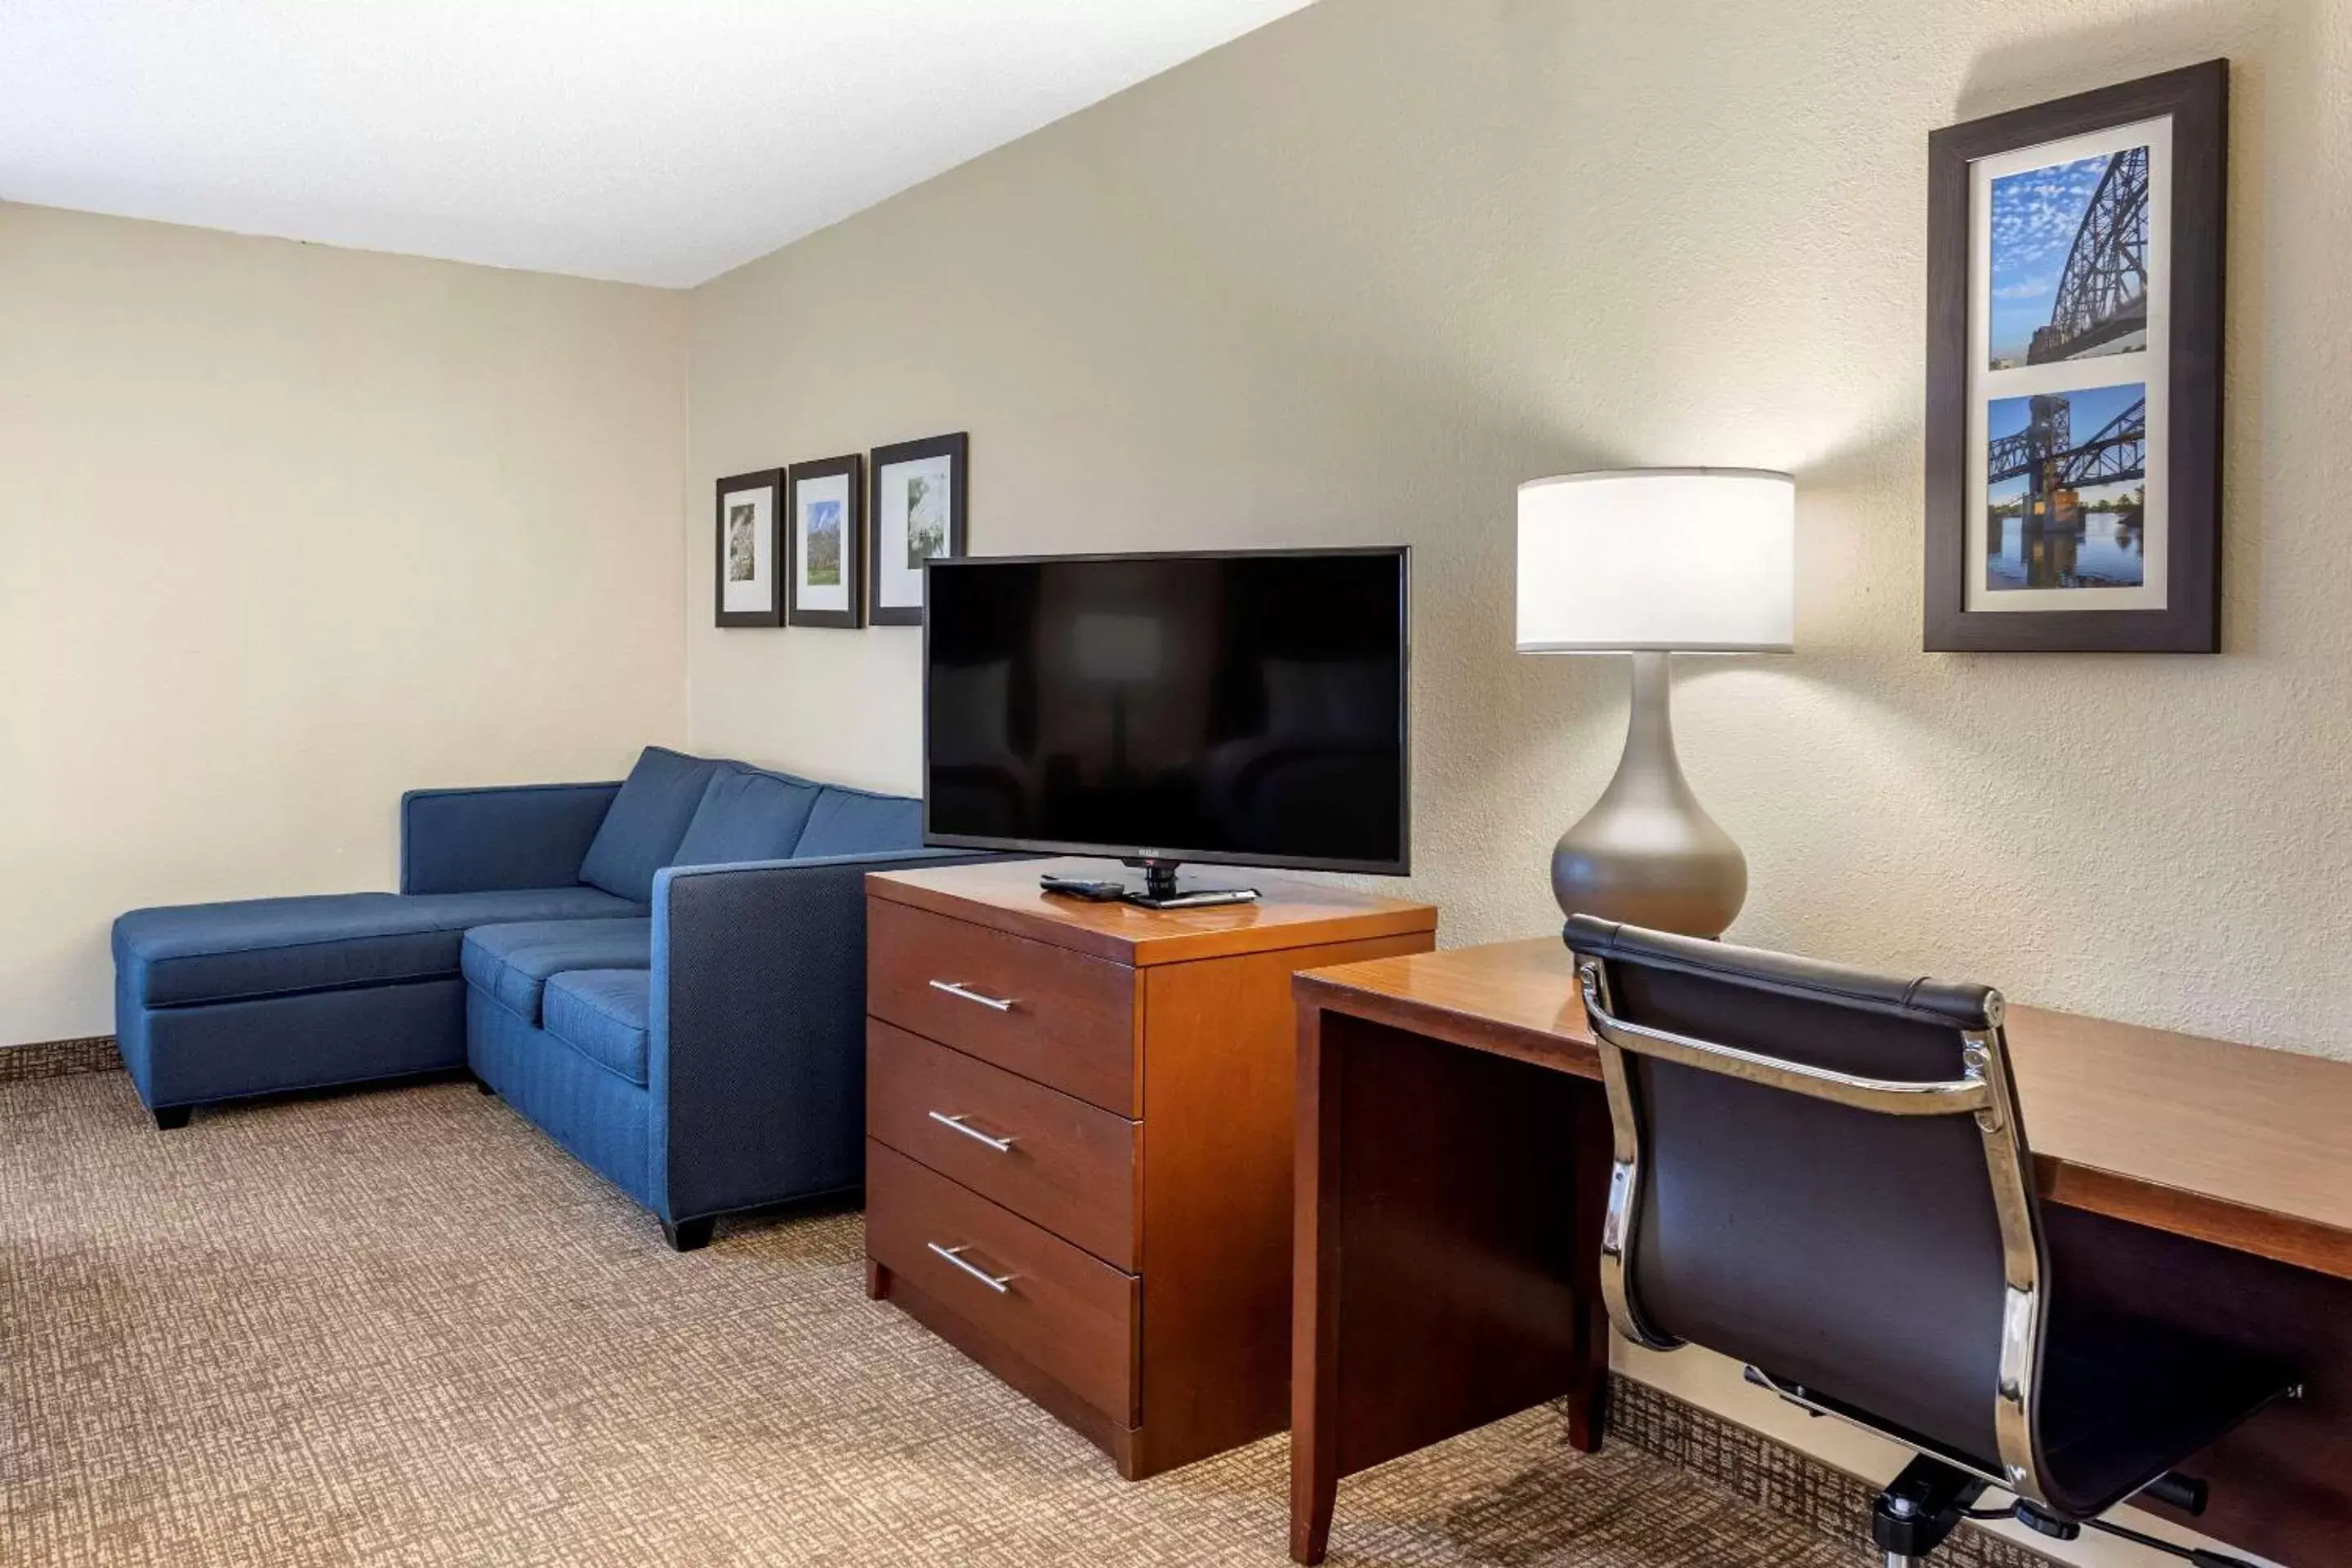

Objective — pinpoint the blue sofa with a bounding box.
[113,746,1000,1249]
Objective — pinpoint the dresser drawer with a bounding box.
[868,1021,1140,1269]
[867,898,1139,1114]
[866,1141,1138,1423]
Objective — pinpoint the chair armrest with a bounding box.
[399,782,622,894]
[648,848,1022,1222]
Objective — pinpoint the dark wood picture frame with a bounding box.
[786,453,866,630]
[866,432,969,627]
[713,468,783,628]
[1924,60,2227,653]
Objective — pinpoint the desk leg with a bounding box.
[1290,998,1343,1566]
[1290,1007,1592,1565]
[1566,1085,1614,1452]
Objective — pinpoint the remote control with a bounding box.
[1040,875,1129,902]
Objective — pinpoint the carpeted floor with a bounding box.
[0,1070,1882,1566]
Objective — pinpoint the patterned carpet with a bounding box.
[0,1070,1884,1566]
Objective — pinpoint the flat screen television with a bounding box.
[924,548,1410,896]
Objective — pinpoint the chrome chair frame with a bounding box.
[1575,958,2051,1506]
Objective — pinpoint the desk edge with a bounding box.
[1295,973,2352,1283]
[1293,970,1601,1079]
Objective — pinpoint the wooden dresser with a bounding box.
[862,858,1437,1478]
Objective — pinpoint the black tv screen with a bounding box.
[924,549,1410,875]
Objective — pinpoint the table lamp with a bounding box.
[1516,468,1795,938]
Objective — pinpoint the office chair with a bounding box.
[1561,915,2300,1568]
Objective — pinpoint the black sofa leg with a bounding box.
[152,1106,192,1130]
[662,1217,715,1253]
[474,1076,497,1095]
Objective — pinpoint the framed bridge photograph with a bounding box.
[1924,60,2227,652]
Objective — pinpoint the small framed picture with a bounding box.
[786,453,866,629]
[713,469,782,628]
[1924,60,2226,653]
[867,432,969,626]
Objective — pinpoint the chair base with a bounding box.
[1975,1494,2263,1568]
[1873,1454,1985,1564]
[151,1106,192,1131]
[1878,1462,2265,1568]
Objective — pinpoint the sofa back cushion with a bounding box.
[672,767,822,867]
[792,786,924,859]
[577,747,723,902]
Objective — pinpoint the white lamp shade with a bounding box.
[1517,468,1795,653]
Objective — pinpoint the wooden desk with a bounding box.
[1290,937,2352,1568]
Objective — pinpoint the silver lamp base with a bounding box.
[1552,650,1747,939]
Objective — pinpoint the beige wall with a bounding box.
[688,0,2350,1065]
[685,5,2341,1557]
[0,203,689,1046]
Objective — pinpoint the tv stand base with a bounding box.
[1123,885,1260,911]
[1121,858,1258,911]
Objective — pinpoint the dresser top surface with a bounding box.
[868,858,1437,966]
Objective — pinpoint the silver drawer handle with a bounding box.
[926,1241,1013,1293]
[929,979,1016,1013]
[928,1111,1017,1152]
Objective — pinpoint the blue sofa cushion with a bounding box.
[673,768,820,867]
[113,888,642,1009]
[793,786,923,859]
[542,970,652,1086]
[469,987,655,1209]
[577,747,722,902]
[460,919,651,1024]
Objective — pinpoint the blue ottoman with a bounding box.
[113,886,639,1125]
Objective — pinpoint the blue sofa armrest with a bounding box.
[648,848,1022,1223]
[399,782,622,895]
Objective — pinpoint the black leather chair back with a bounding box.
[1563,915,2035,1479]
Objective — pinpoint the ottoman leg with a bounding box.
[152,1106,192,1130]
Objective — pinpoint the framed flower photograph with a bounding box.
[786,453,866,629]
[867,432,968,626]
[1924,60,2226,652]
[713,468,782,628]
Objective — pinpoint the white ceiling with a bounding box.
[0,0,1312,287]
